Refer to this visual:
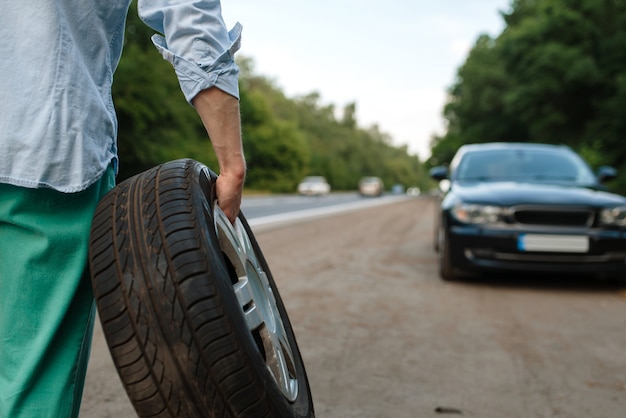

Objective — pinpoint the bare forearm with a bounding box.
[192,87,246,222]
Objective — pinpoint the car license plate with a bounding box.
[517,234,589,253]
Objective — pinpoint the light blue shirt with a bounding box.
[0,0,241,193]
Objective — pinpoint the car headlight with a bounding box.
[451,204,504,224]
[600,206,626,226]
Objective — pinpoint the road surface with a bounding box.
[80,197,626,417]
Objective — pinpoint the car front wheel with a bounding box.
[438,226,463,281]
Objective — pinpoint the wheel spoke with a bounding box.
[263,325,298,400]
[233,277,265,330]
[214,206,248,275]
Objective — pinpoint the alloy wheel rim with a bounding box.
[213,204,299,401]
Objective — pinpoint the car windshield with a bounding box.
[361,177,380,184]
[302,176,326,183]
[454,148,597,185]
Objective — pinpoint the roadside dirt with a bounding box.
[81,198,626,417]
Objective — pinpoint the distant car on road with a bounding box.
[358,177,384,197]
[390,184,405,195]
[406,187,421,197]
[430,142,626,281]
[297,176,331,196]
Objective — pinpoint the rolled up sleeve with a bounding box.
[137,0,241,102]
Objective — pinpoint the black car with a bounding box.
[429,142,626,280]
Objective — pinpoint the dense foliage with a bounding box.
[112,4,428,193]
[430,0,626,193]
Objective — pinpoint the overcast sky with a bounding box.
[222,0,512,160]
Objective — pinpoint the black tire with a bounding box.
[438,227,462,281]
[88,159,314,418]
[433,219,441,253]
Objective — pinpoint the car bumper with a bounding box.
[359,188,381,196]
[448,224,626,276]
[299,190,326,196]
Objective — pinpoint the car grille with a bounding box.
[511,206,594,227]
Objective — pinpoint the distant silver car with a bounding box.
[358,177,384,197]
[407,187,421,197]
[297,176,331,196]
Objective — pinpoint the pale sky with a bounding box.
[222,0,512,160]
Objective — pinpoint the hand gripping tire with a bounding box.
[88,159,314,418]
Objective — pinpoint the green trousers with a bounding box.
[0,167,115,417]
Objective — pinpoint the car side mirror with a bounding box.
[429,166,449,181]
[597,166,617,183]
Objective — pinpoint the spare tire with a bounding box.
[88,159,314,417]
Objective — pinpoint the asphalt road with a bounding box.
[80,197,626,418]
[240,193,363,219]
[240,192,412,220]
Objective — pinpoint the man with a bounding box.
[0,1,246,416]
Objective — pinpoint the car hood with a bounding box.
[449,181,626,207]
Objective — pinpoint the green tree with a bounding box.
[114,3,428,192]
[431,0,626,193]
[499,0,603,143]
[431,34,521,166]
[237,59,310,192]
